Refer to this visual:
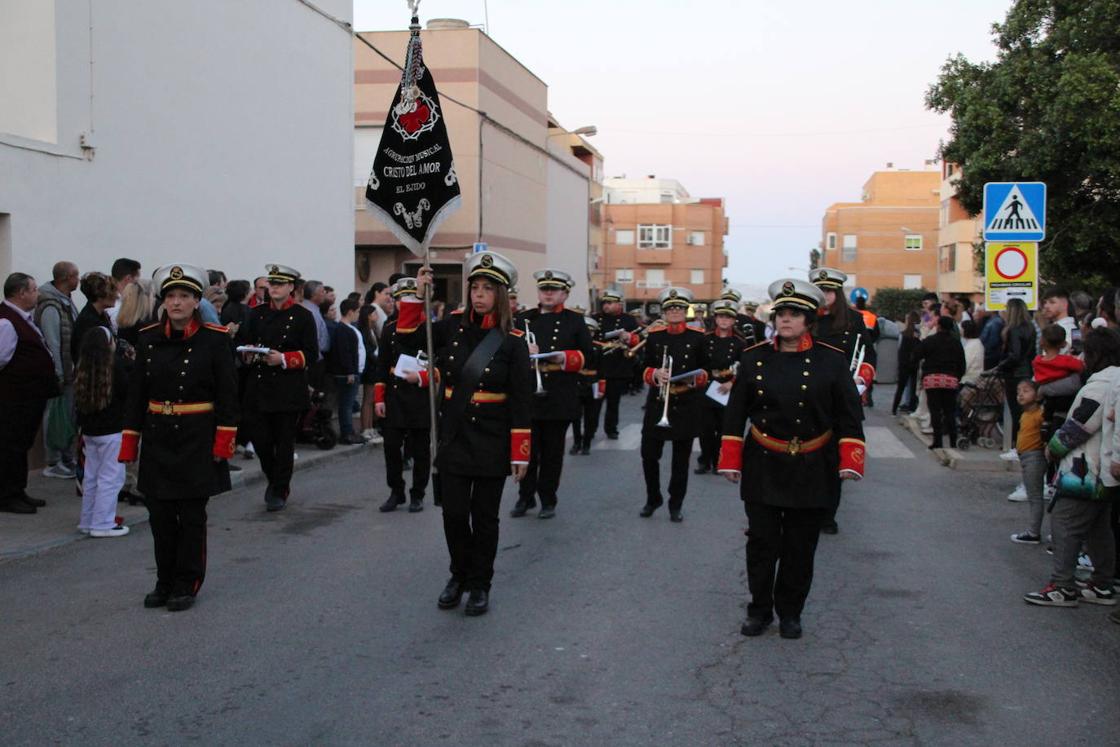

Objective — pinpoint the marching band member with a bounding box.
[240,264,318,512]
[718,279,865,639]
[639,288,709,522]
[401,252,532,617]
[373,277,432,513]
[510,269,593,519]
[720,287,766,344]
[119,264,238,612]
[809,267,876,534]
[592,290,639,439]
[695,299,747,475]
[570,315,606,456]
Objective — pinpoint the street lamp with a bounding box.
[549,125,598,138]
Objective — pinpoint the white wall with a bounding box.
[0,0,354,291]
[545,143,591,307]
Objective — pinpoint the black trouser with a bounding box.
[146,496,209,597]
[251,410,299,493]
[926,387,958,448]
[1003,375,1025,441]
[384,426,431,500]
[891,368,918,413]
[641,435,693,511]
[697,405,723,469]
[0,398,46,503]
[603,378,629,435]
[440,473,506,591]
[571,392,604,445]
[518,419,569,507]
[745,502,828,620]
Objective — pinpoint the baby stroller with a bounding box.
[297,388,337,450]
[956,370,1004,450]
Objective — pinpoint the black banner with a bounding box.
[364,20,461,255]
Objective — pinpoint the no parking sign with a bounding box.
[984,242,1037,311]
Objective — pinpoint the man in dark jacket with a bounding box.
[1,273,62,513]
[328,299,365,445]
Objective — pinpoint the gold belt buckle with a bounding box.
[161,401,173,415]
[786,437,802,456]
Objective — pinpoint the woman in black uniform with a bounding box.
[397,252,532,617]
[119,264,238,612]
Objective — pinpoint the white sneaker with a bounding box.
[366,432,384,445]
[1044,484,1056,499]
[999,449,1019,462]
[43,463,76,479]
[89,525,130,538]
[1077,553,1095,572]
[1007,484,1028,502]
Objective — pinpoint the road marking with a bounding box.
[864,426,915,459]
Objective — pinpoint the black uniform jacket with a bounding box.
[374,317,433,430]
[395,300,532,478]
[241,298,318,413]
[122,318,239,501]
[702,329,748,409]
[816,312,878,370]
[515,306,593,421]
[592,311,639,379]
[640,323,710,440]
[735,314,767,346]
[719,335,865,509]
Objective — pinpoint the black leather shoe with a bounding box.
[538,506,556,520]
[693,464,711,475]
[579,442,591,455]
[379,492,406,513]
[143,587,171,608]
[820,522,839,535]
[669,510,683,523]
[639,502,662,518]
[510,500,534,518]
[779,617,803,639]
[265,484,285,511]
[437,579,463,609]
[606,431,619,440]
[464,589,489,616]
[21,493,46,507]
[741,616,773,637]
[0,498,36,514]
[568,443,581,455]
[407,498,424,513]
[166,594,195,612]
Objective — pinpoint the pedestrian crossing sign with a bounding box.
[983,182,1046,241]
[984,242,1038,311]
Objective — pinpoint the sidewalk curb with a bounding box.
[897,414,1016,473]
[0,442,376,564]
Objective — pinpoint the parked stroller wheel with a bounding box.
[956,438,971,451]
[977,437,994,449]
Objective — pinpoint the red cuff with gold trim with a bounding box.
[693,371,709,388]
[717,435,743,472]
[213,426,237,460]
[118,430,140,463]
[373,382,386,404]
[597,379,606,397]
[282,351,306,370]
[838,438,866,477]
[511,428,531,463]
[561,350,584,373]
[643,367,656,386]
[418,368,430,388]
[397,298,424,334]
[857,362,875,384]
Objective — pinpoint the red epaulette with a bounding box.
[743,339,770,353]
[451,309,465,316]
[204,323,229,334]
[509,328,525,338]
[139,321,161,332]
[817,341,845,355]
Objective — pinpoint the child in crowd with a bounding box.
[1010,380,1046,544]
[74,328,130,538]
[1032,324,1085,441]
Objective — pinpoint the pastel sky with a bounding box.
[353,0,1012,287]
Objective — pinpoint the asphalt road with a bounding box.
[2,394,1118,745]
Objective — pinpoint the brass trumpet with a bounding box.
[656,347,673,428]
[624,320,667,358]
[525,321,547,396]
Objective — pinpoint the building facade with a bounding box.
[819,167,941,296]
[936,162,984,298]
[598,177,728,309]
[354,21,595,309]
[1,0,355,289]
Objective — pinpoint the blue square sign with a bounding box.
[983,182,1046,241]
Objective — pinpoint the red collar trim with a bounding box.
[715,328,734,338]
[270,296,296,311]
[164,316,200,339]
[470,309,498,329]
[773,333,813,352]
[667,322,687,335]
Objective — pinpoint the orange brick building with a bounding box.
[598,177,728,307]
[819,168,941,295]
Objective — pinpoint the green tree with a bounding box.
[926,0,1120,288]
[871,288,930,322]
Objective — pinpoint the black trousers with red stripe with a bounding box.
[146,497,209,597]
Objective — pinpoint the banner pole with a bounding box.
[423,244,438,467]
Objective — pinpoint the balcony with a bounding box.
[636,248,673,264]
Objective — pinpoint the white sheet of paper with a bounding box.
[706,381,730,406]
[529,351,565,361]
[394,353,424,378]
[236,345,271,355]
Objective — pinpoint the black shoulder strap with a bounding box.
[439,326,504,447]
